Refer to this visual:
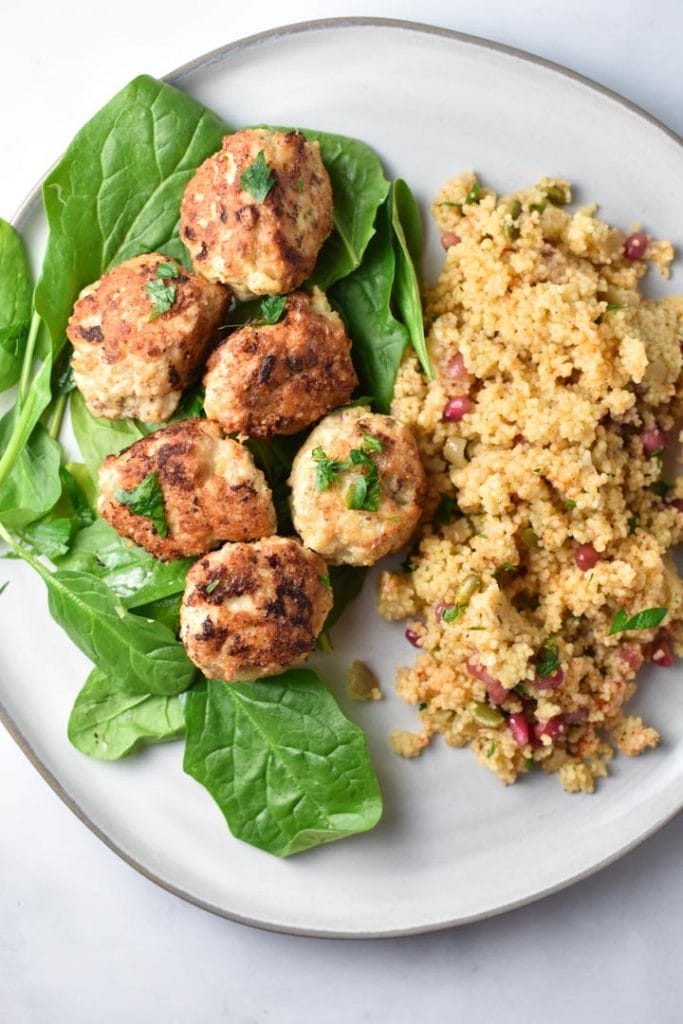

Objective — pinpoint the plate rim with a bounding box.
[2,15,682,940]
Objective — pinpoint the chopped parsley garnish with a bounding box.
[494,562,519,584]
[434,493,458,525]
[312,446,346,492]
[240,149,275,203]
[360,431,384,453]
[564,499,577,510]
[312,436,384,513]
[485,742,497,758]
[146,263,179,319]
[418,702,428,711]
[536,638,561,679]
[608,607,668,636]
[318,573,332,590]
[605,303,624,312]
[114,471,168,538]
[155,262,179,280]
[533,467,541,474]
[205,579,220,594]
[627,514,639,535]
[647,479,674,498]
[525,756,534,771]
[297,177,305,193]
[255,295,287,326]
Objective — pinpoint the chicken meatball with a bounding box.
[179,536,332,682]
[179,128,333,300]
[203,288,358,438]
[67,254,230,422]
[289,407,427,566]
[98,418,276,561]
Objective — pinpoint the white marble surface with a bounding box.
[2,1,682,1020]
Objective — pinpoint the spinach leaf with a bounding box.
[59,464,96,528]
[0,417,61,531]
[70,389,146,481]
[55,517,192,608]
[330,197,410,413]
[291,129,389,290]
[132,593,182,634]
[35,74,229,358]
[0,219,32,393]
[390,180,433,379]
[246,434,301,534]
[21,517,72,559]
[68,667,185,760]
[319,564,368,648]
[183,670,382,857]
[0,528,196,695]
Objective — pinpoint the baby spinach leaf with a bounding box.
[20,517,73,559]
[59,464,96,528]
[114,470,168,538]
[330,197,410,413]
[0,417,61,531]
[282,129,389,291]
[390,180,433,379]
[132,593,183,634]
[320,565,368,646]
[55,517,192,608]
[70,389,146,481]
[0,528,195,695]
[246,433,301,534]
[183,670,382,857]
[0,219,32,393]
[35,74,229,357]
[68,667,185,760]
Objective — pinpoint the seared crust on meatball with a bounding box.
[179,536,333,682]
[67,254,230,422]
[98,418,276,561]
[203,288,358,438]
[289,407,427,566]
[179,129,333,300]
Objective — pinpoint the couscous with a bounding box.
[378,172,683,792]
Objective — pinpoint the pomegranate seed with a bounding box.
[441,231,461,249]
[619,645,642,671]
[534,667,565,690]
[650,634,674,667]
[509,713,530,745]
[445,352,468,380]
[443,395,473,421]
[405,628,421,647]
[574,544,599,571]
[534,716,565,742]
[642,427,668,454]
[564,708,588,724]
[624,232,649,260]
[670,499,683,513]
[466,661,508,704]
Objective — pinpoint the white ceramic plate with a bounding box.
[3,19,683,938]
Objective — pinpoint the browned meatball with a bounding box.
[67,254,230,422]
[289,407,427,565]
[179,128,333,300]
[179,536,333,681]
[97,418,276,561]
[203,288,358,438]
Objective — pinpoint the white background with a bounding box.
[2,1,682,1021]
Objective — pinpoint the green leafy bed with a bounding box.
[0,75,431,857]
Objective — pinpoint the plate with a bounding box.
[3,18,683,938]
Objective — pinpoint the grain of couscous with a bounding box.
[378,172,683,793]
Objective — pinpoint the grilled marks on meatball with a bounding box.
[179,537,333,681]
[67,253,230,422]
[203,289,358,438]
[179,128,333,300]
[97,418,276,561]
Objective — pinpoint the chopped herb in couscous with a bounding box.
[379,172,683,793]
